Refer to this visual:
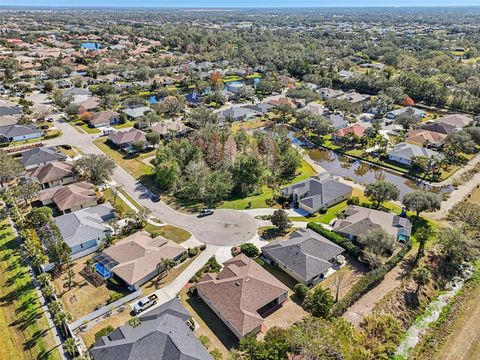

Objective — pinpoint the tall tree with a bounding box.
[402,190,441,217]
[74,154,115,185]
[0,151,24,187]
[364,180,400,208]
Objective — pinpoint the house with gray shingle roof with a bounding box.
[55,203,115,259]
[0,124,43,143]
[281,173,353,214]
[262,228,345,286]
[90,298,212,360]
[333,205,412,242]
[20,146,67,170]
[387,142,445,167]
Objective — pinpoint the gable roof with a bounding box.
[26,161,74,184]
[333,205,412,239]
[262,228,344,283]
[90,298,212,360]
[55,203,114,248]
[90,110,119,126]
[108,128,147,145]
[0,124,42,138]
[37,181,96,211]
[388,142,444,161]
[122,106,150,119]
[20,147,67,168]
[98,231,185,286]
[196,254,288,338]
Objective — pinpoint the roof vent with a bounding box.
[235,281,240,286]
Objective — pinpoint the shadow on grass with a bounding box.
[23,328,49,350]
[186,295,239,350]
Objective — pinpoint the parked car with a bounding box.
[198,209,214,217]
[133,294,158,314]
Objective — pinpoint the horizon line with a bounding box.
[1,5,479,9]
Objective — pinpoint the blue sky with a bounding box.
[4,0,480,7]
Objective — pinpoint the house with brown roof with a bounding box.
[78,96,101,113]
[93,231,186,288]
[150,119,191,138]
[333,205,412,242]
[27,161,76,189]
[196,254,289,339]
[332,123,366,141]
[89,110,119,128]
[107,128,148,153]
[420,121,456,135]
[407,129,447,148]
[436,114,472,129]
[37,181,98,214]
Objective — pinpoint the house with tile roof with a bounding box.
[196,254,289,339]
[262,228,345,286]
[387,142,445,167]
[281,173,352,214]
[55,203,115,259]
[406,129,447,148]
[90,298,212,360]
[26,161,75,189]
[333,205,412,242]
[332,123,366,141]
[37,181,98,214]
[94,231,186,288]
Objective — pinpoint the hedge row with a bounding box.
[307,222,363,258]
[332,241,413,316]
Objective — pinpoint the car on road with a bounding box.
[133,294,158,314]
[198,209,214,217]
[150,193,160,202]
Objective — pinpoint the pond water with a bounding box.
[81,42,102,50]
[286,131,454,197]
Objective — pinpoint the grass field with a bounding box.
[0,219,62,360]
[144,224,191,243]
[93,138,154,179]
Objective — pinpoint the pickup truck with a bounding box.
[133,294,158,314]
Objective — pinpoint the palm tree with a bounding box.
[42,285,56,302]
[154,258,176,288]
[38,272,52,288]
[127,316,142,328]
[62,337,78,357]
[54,310,73,337]
[412,266,431,295]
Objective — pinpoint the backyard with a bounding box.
[0,219,61,360]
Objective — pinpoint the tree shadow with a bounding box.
[23,328,48,350]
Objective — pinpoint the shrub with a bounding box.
[332,241,412,316]
[178,252,188,262]
[307,222,363,258]
[347,196,360,205]
[106,292,124,304]
[43,130,61,139]
[240,243,260,258]
[294,283,309,300]
[200,244,207,251]
[94,326,114,341]
[188,247,199,257]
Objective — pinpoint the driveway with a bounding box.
[47,118,258,246]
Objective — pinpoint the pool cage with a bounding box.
[93,253,119,280]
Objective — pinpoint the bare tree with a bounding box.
[332,271,347,302]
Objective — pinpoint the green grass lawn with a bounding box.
[0,219,62,360]
[93,138,153,179]
[144,224,191,243]
[71,120,100,134]
[219,159,317,210]
[113,120,134,129]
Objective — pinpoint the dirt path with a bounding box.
[439,285,480,360]
[343,253,413,327]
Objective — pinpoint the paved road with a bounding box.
[47,117,257,246]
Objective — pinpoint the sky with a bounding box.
[3,0,480,7]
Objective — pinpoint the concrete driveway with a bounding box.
[46,118,258,246]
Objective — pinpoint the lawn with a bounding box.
[52,255,131,321]
[0,219,62,360]
[71,120,100,134]
[113,120,134,129]
[79,310,132,348]
[103,188,135,218]
[219,159,316,210]
[144,224,191,243]
[93,138,153,179]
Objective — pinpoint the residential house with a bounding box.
[107,128,148,153]
[89,110,119,128]
[218,106,259,122]
[20,147,67,170]
[318,88,344,100]
[90,298,212,360]
[306,102,326,115]
[55,203,115,259]
[338,91,370,103]
[226,82,245,93]
[333,205,412,242]
[0,101,23,117]
[338,70,356,79]
[267,97,297,109]
[437,114,472,129]
[420,121,457,135]
[78,96,101,113]
[37,181,98,214]
[26,161,75,189]
[387,142,445,167]
[196,254,289,339]
[332,123,366,141]
[0,124,43,143]
[150,120,191,138]
[327,113,349,130]
[407,129,447,148]
[62,87,91,99]
[262,228,345,286]
[122,106,150,120]
[244,102,275,115]
[94,231,186,288]
[281,173,353,214]
[386,107,426,120]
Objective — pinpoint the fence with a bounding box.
[69,288,142,330]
